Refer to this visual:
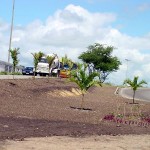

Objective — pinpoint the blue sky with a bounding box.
[0,0,150,85]
[1,0,150,35]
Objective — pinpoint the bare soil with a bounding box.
[1,135,150,150]
[0,78,150,141]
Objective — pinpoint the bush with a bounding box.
[0,72,22,75]
[0,71,8,75]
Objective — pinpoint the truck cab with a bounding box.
[36,54,60,76]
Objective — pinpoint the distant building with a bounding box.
[0,60,24,73]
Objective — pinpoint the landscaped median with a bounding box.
[0,78,149,141]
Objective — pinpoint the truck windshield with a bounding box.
[40,58,48,63]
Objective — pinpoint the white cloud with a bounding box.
[137,3,150,12]
[0,4,150,85]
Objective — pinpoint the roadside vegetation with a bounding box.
[79,43,121,83]
[31,51,44,78]
[70,63,101,109]
[103,76,148,127]
[9,48,20,79]
[2,44,148,103]
[61,54,74,70]
[103,102,150,127]
[4,43,122,81]
[123,76,147,104]
[0,71,22,75]
[46,54,56,79]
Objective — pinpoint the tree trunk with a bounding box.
[47,66,50,82]
[80,93,84,109]
[13,65,15,79]
[33,68,36,79]
[133,90,136,104]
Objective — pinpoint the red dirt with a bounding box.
[0,78,149,140]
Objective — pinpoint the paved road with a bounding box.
[0,75,34,79]
[120,88,150,102]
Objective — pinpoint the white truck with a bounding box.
[36,54,60,76]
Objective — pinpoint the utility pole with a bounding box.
[125,58,130,79]
[8,0,15,63]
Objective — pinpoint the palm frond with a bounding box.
[123,76,147,103]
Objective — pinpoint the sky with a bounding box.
[0,0,150,86]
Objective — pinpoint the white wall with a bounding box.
[0,64,5,72]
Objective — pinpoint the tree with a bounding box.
[10,48,20,78]
[70,63,101,109]
[123,76,147,104]
[31,51,44,77]
[79,43,121,83]
[46,55,56,77]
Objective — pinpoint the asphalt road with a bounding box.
[120,88,150,102]
[0,75,44,79]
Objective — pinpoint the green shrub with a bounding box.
[0,71,8,75]
[0,71,22,75]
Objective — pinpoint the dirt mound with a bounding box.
[47,88,82,97]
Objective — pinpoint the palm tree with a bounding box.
[123,76,147,104]
[61,54,73,69]
[31,51,44,77]
[10,48,20,79]
[70,63,101,109]
[46,55,56,78]
[59,55,73,78]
